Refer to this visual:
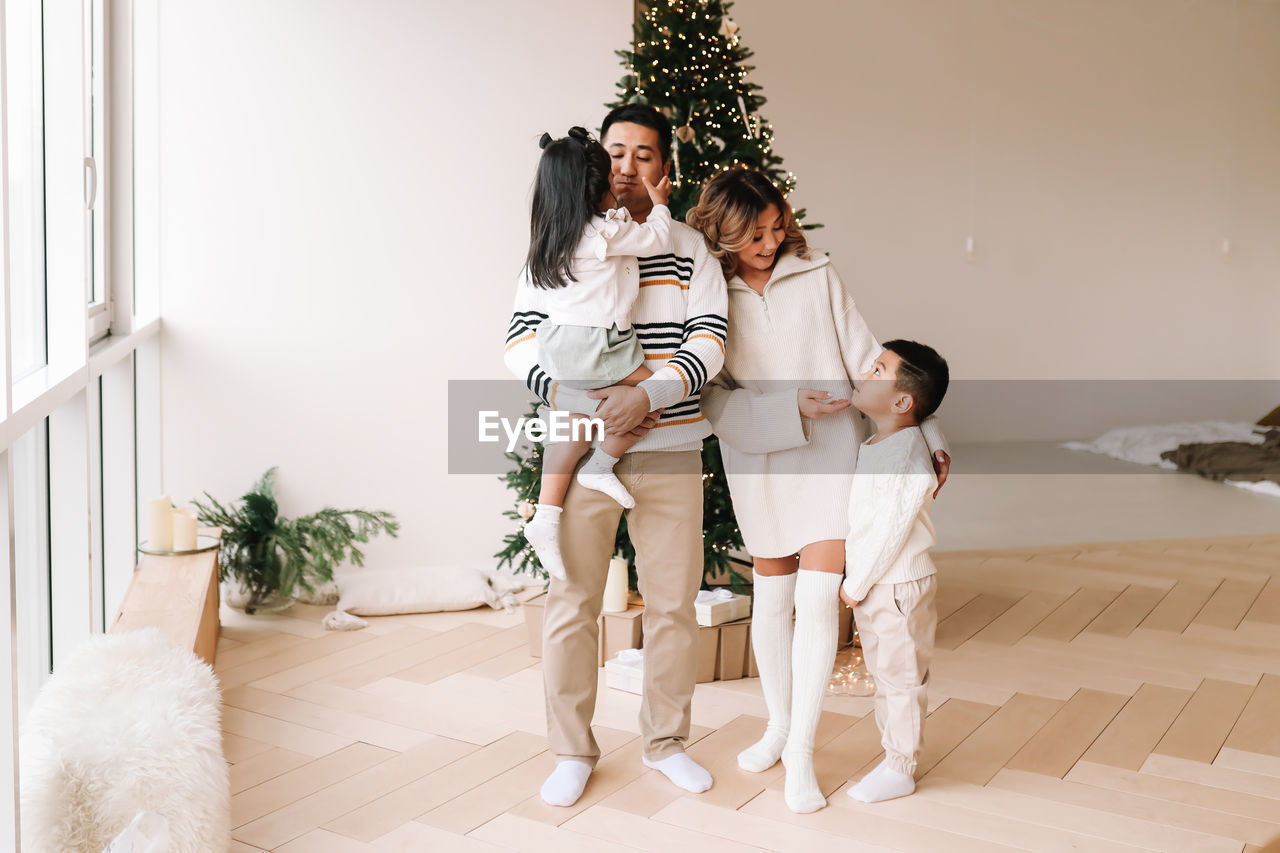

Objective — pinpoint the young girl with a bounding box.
[521,126,672,580]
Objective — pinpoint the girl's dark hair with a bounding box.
[526,127,611,290]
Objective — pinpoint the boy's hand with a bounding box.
[799,389,851,419]
[839,586,860,609]
[642,175,671,207]
[932,450,951,498]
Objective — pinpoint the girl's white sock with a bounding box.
[575,450,635,508]
[524,505,566,580]
[540,759,592,807]
[781,570,842,813]
[738,571,797,773]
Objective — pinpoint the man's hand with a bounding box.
[622,410,662,442]
[932,450,951,499]
[798,389,851,419]
[586,385,653,436]
[839,586,860,609]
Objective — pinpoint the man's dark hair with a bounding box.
[882,339,949,422]
[600,104,672,162]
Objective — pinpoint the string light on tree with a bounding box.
[611,0,817,224]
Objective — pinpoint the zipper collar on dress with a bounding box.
[726,250,831,294]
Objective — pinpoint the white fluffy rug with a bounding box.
[20,628,230,853]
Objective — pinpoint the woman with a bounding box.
[687,169,950,813]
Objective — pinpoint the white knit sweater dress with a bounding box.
[701,250,946,558]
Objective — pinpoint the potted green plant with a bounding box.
[192,468,400,615]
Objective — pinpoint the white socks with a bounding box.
[643,753,713,793]
[781,571,842,814]
[524,505,566,580]
[541,759,592,807]
[848,759,916,803]
[738,572,797,773]
[575,449,635,508]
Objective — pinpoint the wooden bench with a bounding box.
[109,547,221,667]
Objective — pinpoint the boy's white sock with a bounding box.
[642,753,712,793]
[524,505,566,580]
[738,571,797,773]
[575,450,635,508]
[847,760,915,803]
[781,570,842,813]
[540,759,592,807]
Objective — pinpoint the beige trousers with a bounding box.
[852,575,937,775]
[542,450,704,766]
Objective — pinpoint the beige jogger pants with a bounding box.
[541,450,704,767]
[852,575,938,775]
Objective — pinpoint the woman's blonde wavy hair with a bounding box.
[685,167,809,280]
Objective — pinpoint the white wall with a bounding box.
[158,1,630,571]
[735,0,1280,382]
[159,1,1280,572]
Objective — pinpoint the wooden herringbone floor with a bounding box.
[217,534,1280,852]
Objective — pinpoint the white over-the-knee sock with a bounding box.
[782,570,842,813]
[524,505,566,580]
[575,449,635,508]
[738,571,797,773]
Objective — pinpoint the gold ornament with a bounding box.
[517,500,536,521]
[676,124,696,144]
[720,18,739,38]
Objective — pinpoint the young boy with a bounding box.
[839,339,950,804]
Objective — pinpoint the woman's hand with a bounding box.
[932,450,951,498]
[798,389,851,420]
[838,586,860,609]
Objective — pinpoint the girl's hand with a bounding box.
[642,175,672,207]
[798,389,851,419]
[839,587,860,609]
[932,450,951,498]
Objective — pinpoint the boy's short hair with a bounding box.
[600,104,672,163]
[882,339,949,422]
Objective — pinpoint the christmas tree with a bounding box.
[613,0,816,226]
[497,0,815,589]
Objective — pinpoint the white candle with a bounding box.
[146,496,173,550]
[172,509,198,551]
[602,556,629,613]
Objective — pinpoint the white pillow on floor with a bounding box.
[334,566,524,616]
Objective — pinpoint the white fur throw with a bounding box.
[19,628,230,853]
[322,566,526,630]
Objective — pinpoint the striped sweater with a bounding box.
[504,220,728,453]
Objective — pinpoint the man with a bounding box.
[504,104,727,807]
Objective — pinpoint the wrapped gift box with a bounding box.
[604,648,645,694]
[522,594,644,664]
[694,588,752,627]
[696,616,754,683]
